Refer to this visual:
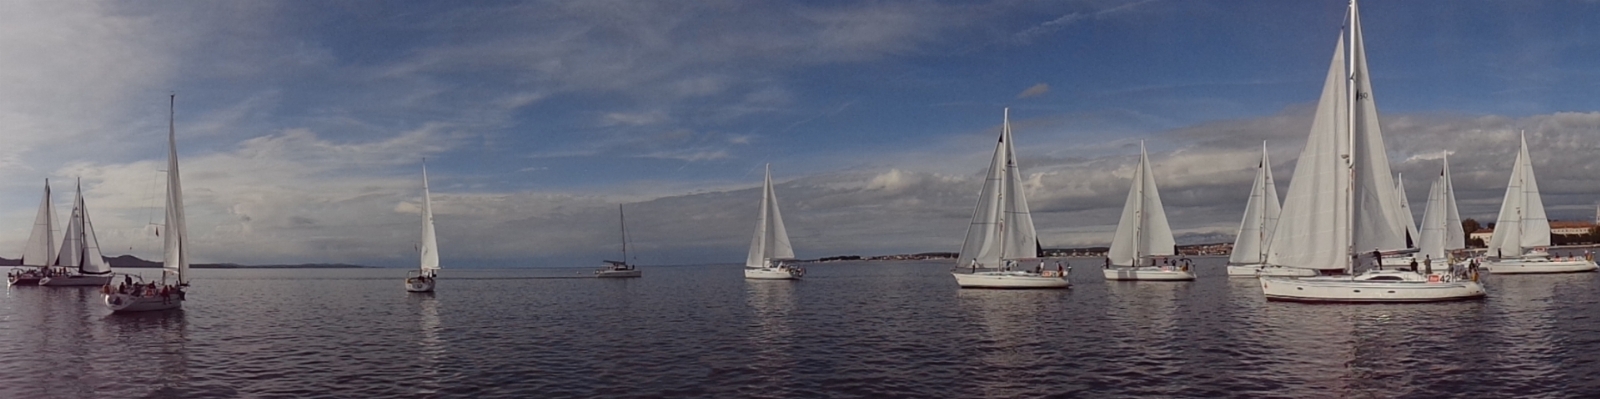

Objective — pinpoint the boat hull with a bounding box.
[952,271,1069,289]
[1103,267,1195,281]
[7,275,41,286]
[595,269,642,278]
[1227,264,1318,278]
[405,278,436,293]
[1259,277,1485,303]
[1484,258,1598,274]
[744,267,800,280]
[104,292,184,313]
[39,274,113,287]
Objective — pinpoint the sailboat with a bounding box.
[744,164,803,280]
[595,204,642,278]
[1416,155,1465,274]
[1482,133,1598,274]
[1258,0,1484,302]
[1104,141,1193,281]
[105,95,190,312]
[406,162,442,292]
[950,109,1068,289]
[7,180,57,286]
[1227,143,1314,278]
[39,180,114,286]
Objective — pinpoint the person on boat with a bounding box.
[1056,263,1064,277]
[1104,258,1110,269]
[1423,255,1433,274]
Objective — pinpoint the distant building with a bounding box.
[1473,221,1596,242]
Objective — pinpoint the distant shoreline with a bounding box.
[0,254,374,269]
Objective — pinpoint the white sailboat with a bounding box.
[6,180,57,286]
[950,109,1067,289]
[744,164,804,280]
[1482,133,1598,274]
[39,180,114,286]
[406,162,442,292]
[1227,143,1314,278]
[596,204,642,278]
[106,95,190,312]
[1258,0,1485,302]
[1416,155,1465,274]
[1104,141,1193,281]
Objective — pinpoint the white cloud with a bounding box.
[1017,83,1051,99]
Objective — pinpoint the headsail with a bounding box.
[21,180,57,267]
[420,162,440,273]
[1108,141,1175,266]
[746,164,794,267]
[1230,142,1280,265]
[1395,173,1419,247]
[1267,32,1350,271]
[956,109,1038,268]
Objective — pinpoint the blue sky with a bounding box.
[3,0,1600,267]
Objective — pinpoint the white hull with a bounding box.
[1484,258,1598,274]
[104,292,183,313]
[1103,266,1195,281]
[1259,272,1486,303]
[595,269,642,278]
[39,274,113,287]
[1227,264,1318,278]
[405,278,436,292]
[744,267,800,280]
[952,271,1068,289]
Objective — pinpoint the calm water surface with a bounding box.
[4,258,1600,398]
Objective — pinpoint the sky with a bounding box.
[3,0,1600,268]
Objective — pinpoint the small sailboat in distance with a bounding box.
[1104,141,1194,281]
[39,179,115,286]
[950,108,1068,289]
[1482,132,1598,274]
[1227,142,1314,278]
[7,180,57,286]
[406,162,442,292]
[744,164,804,280]
[596,204,642,278]
[105,94,190,312]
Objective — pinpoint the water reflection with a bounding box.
[414,293,444,395]
[746,280,796,385]
[100,303,191,398]
[1485,275,1574,392]
[955,288,1065,398]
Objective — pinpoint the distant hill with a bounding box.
[0,255,372,269]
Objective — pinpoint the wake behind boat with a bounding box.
[744,164,803,280]
[1482,133,1597,274]
[1258,0,1483,303]
[950,109,1067,289]
[105,95,189,313]
[406,162,441,292]
[596,204,642,278]
[1104,141,1193,281]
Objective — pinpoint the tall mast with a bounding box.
[996,108,1010,264]
[1135,140,1146,266]
[1343,0,1358,274]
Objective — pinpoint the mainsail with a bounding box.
[1230,142,1280,265]
[956,109,1038,268]
[1487,132,1549,257]
[164,95,191,285]
[21,181,57,267]
[746,164,794,268]
[420,163,440,273]
[1268,1,1407,271]
[1108,141,1175,266]
[1418,156,1465,261]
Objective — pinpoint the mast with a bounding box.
[1343,0,1357,274]
[1135,141,1146,266]
[997,108,1010,264]
[1258,141,1270,262]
